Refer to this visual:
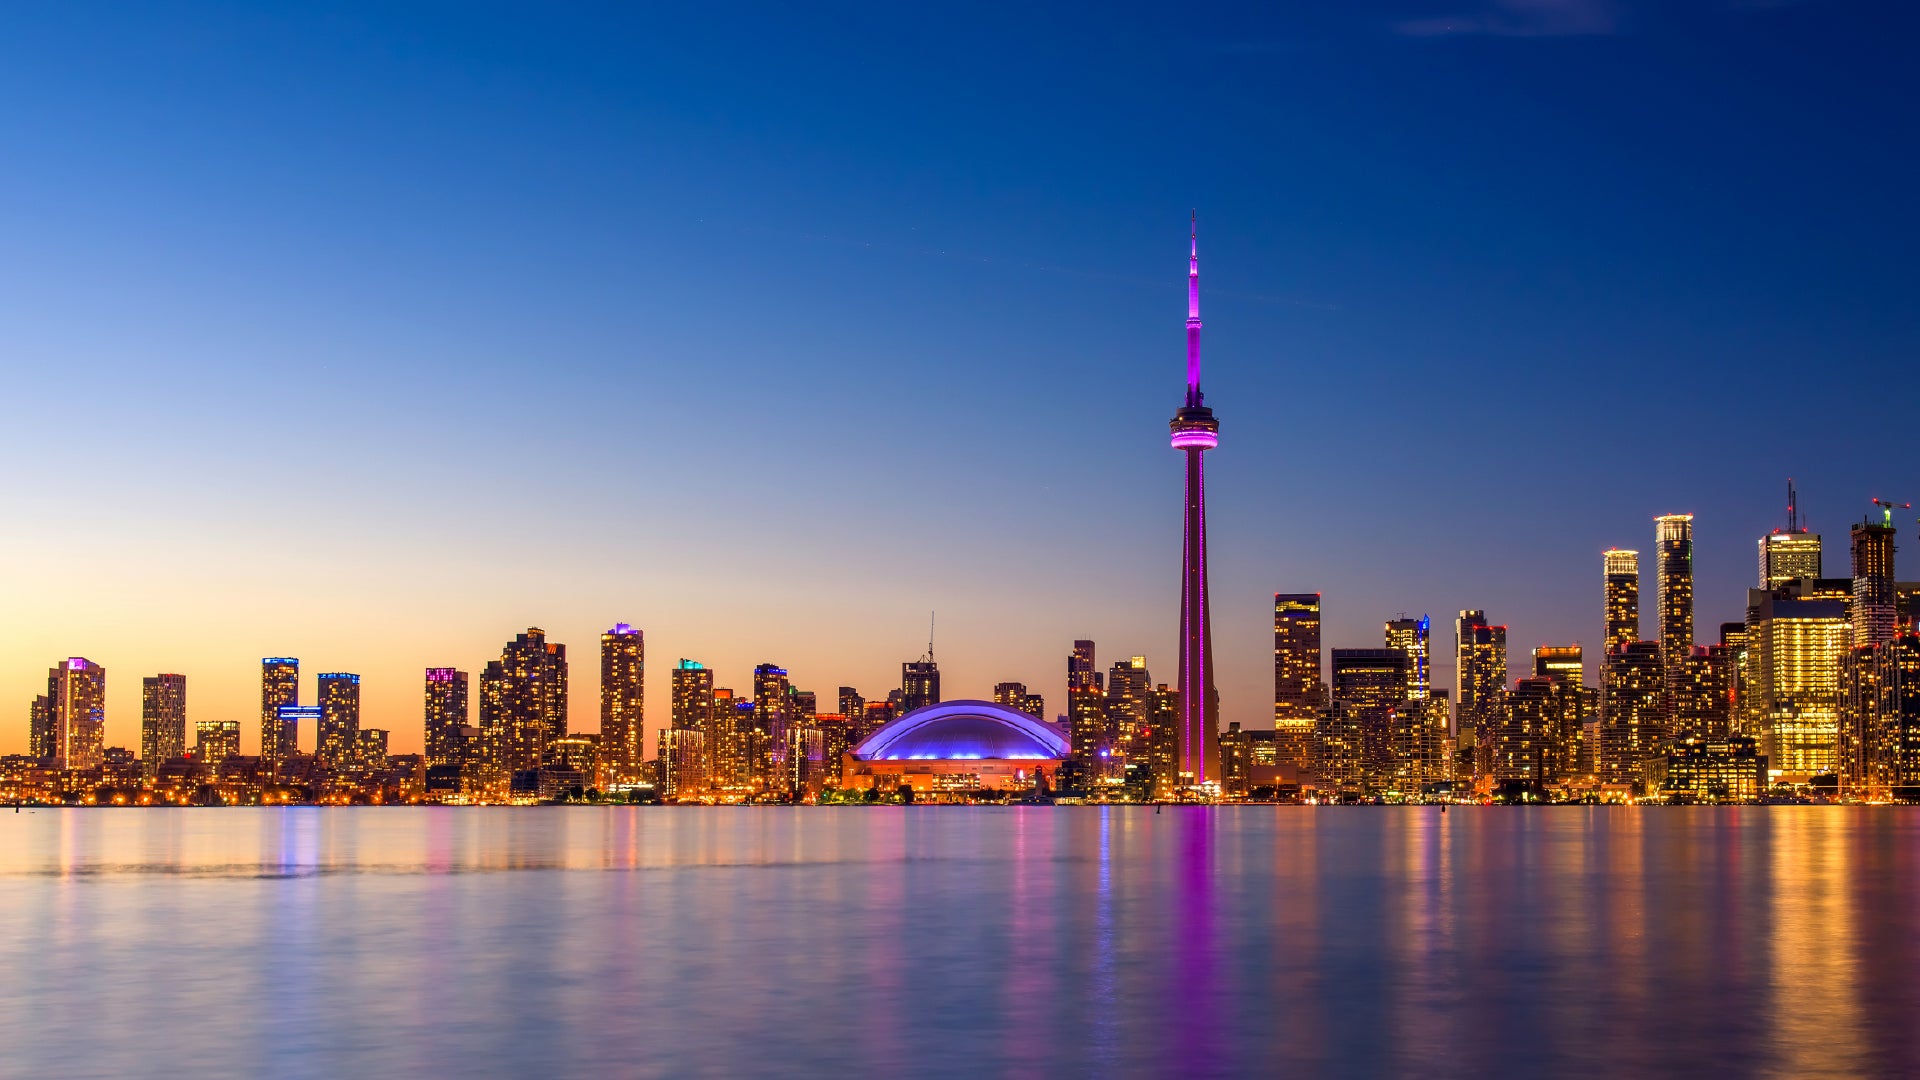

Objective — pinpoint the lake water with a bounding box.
[3,807,1917,1078]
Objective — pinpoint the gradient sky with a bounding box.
[3,0,1916,756]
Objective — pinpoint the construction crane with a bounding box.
[1872,497,1912,527]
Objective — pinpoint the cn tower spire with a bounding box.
[1187,211,1202,405]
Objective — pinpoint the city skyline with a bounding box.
[4,2,1917,758]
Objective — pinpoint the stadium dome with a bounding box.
[851,700,1069,761]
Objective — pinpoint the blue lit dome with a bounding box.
[851,700,1070,761]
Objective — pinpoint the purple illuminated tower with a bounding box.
[1170,213,1221,787]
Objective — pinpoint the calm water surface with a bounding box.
[3,807,1917,1078]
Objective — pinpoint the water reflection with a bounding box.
[3,808,1919,1077]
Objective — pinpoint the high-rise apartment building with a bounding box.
[1533,646,1583,688]
[1384,615,1431,700]
[1391,693,1451,792]
[837,686,865,729]
[675,662,716,730]
[424,668,469,767]
[316,673,361,770]
[754,663,791,774]
[1746,578,1849,781]
[1068,641,1098,692]
[195,719,241,767]
[480,628,569,777]
[600,624,646,779]
[260,657,300,765]
[28,695,55,759]
[47,658,106,769]
[656,726,707,798]
[1671,645,1735,739]
[1603,550,1640,653]
[1273,593,1325,721]
[1492,677,1578,787]
[1331,648,1410,789]
[1106,656,1152,760]
[1851,517,1898,648]
[1655,514,1696,679]
[1601,641,1665,788]
[1454,611,1508,755]
[141,673,188,774]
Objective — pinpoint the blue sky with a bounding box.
[1,1,1914,751]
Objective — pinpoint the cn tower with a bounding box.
[1170,213,1221,788]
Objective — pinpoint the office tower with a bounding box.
[46,658,106,769]
[837,687,865,728]
[1492,677,1577,787]
[1384,615,1431,699]
[1671,646,1735,739]
[1454,611,1508,755]
[316,673,361,770]
[140,673,188,775]
[1720,621,1750,732]
[753,664,791,774]
[1068,640,1098,691]
[1331,648,1409,788]
[657,727,708,798]
[1851,516,1898,648]
[1603,550,1640,653]
[1601,641,1665,787]
[860,700,897,742]
[1533,646,1583,688]
[1165,214,1224,790]
[260,658,300,765]
[1106,656,1152,759]
[598,624,646,780]
[1391,693,1450,792]
[480,628,569,777]
[1655,514,1696,677]
[1747,578,1850,781]
[1759,480,1821,589]
[901,658,940,713]
[1274,593,1325,719]
[424,668,469,767]
[195,719,241,766]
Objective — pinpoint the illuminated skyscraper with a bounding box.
[28,695,55,759]
[1759,480,1821,589]
[837,686,865,727]
[1532,645,1583,688]
[656,726,707,797]
[1391,694,1451,792]
[1169,215,1222,787]
[993,682,1028,709]
[424,668,469,767]
[1454,611,1507,756]
[901,658,940,713]
[1851,516,1898,648]
[1655,513,1696,680]
[1601,640,1664,787]
[1068,640,1098,692]
[1746,578,1849,781]
[47,658,106,769]
[1492,677,1577,787]
[1066,640,1107,782]
[1603,550,1640,653]
[754,663,791,775]
[600,624,646,780]
[480,628,569,776]
[676,662,715,730]
[316,673,361,770]
[1671,645,1735,739]
[1273,593,1324,721]
[1384,615,1431,700]
[260,658,300,765]
[140,673,187,775]
[1106,656,1152,759]
[1331,648,1410,788]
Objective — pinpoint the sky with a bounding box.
[2,0,1915,756]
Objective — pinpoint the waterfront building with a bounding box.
[1169,216,1222,788]
[1877,634,1920,799]
[1106,656,1152,761]
[599,624,645,781]
[1604,549,1640,653]
[1455,611,1508,765]
[1492,676,1576,787]
[1601,641,1665,788]
[47,658,106,769]
[1274,593,1325,716]
[842,701,1066,796]
[657,726,708,798]
[1672,645,1735,739]
[1656,514,1696,724]
[675,661,715,730]
[316,673,361,770]
[1331,648,1409,788]
[754,663,791,774]
[140,673,188,776]
[423,668,469,767]
[1645,734,1768,803]
[1746,578,1850,781]
[260,658,300,766]
[480,628,568,778]
[1384,615,1431,699]
[1391,693,1451,793]
[1143,684,1181,798]
[193,719,241,767]
[28,696,54,759]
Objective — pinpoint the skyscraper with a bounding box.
[48,658,106,769]
[1068,640,1098,692]
[1169,214,1222,787]
[1066,640,1107,782]
[140,673,187,774]
[1384,615,1431,699]
[260,658,299,765]
[1655,513,1696,678]
[600,624,646,780]
[1454,611,1508,755]
[1106,656,1152,760]
[1851,515,1898,648]
[1747,577,1849,781]
[480,628,568,778]
[900,658,940,713]
[424,668,469,767]
[1330,648,1410,789]
[1671,645,1735,739]
[1273,593,1324,725]
[1493,677,1578,787]
[1601,640,1665,788]
[1603,549,1640,653]
[317,673,361,770]
[1759,479,1821,589]
[28,695,55,759]
[754,663,791,776]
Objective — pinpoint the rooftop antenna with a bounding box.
[926,611,935,663]
[1786,478,1799,533]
